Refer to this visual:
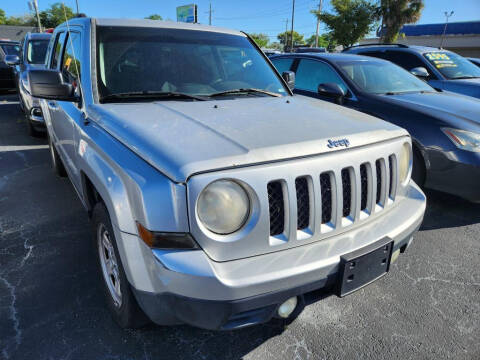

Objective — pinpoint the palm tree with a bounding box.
[378,0,424,43]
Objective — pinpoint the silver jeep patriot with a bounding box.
[28,18,426,330]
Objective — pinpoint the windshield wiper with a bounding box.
[451,76,480,80]
[384,90,431,95]
[207,88,282,98]
[101,91,208,103]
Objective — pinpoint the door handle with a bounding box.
[48,101,58,111]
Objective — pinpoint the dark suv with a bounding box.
[344,44,480,99]
[0,40,21,91]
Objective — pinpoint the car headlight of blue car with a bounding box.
[442,128,480,152]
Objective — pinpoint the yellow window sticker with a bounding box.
[425,52,451,61]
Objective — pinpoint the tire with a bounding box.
[48,135,67,177]
[92,202,150,328]
[412,148,426,187]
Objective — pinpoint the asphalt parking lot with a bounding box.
[0,93,479,360]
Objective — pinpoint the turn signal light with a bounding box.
[136,222,199,250]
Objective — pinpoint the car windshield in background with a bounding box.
[27,40,49,64]
[1,44,20,56]
[337,60,434,95]
[423,51,480,80]
[96,26,287,101]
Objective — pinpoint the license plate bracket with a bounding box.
[337,238,393,297]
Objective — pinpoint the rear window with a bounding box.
[27,40,50,64]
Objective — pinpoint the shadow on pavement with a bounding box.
[420,189,480,231]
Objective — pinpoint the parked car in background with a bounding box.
[261,48,281,56]
[343,44,480,100]
[468,57,480,68]
[293,46,326,53]
[5,32,51,136]
[27,17,425,330]
[0,40,20,91]
[271,53,480,202]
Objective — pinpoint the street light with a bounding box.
[440,11,454,49]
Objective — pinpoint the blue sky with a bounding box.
[3,0,480,41]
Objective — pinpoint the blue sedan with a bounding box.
[271,53,480,202]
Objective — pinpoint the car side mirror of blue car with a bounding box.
[410,67,429,79]
[282,71,295,90]
[318,82,346,105]
[27,69,80,103]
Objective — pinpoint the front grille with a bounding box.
[295,177,309,230]
[320,172,332,224]
[360,164,368,211]
[341,168,352,217]
[267,181,285,236]
[267,155,397,239]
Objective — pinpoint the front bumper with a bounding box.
[117,182,425,330]
[19,83,45,126]
[425,149,480,202]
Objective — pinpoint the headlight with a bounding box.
[399,142,412,184]
[441,128,480,152]
[197,180,250,234]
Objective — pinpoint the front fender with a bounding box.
[77,121,189,235]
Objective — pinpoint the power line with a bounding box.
[214,0,313,21]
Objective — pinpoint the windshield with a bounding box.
[423,51,480,79]
[96,26,287,100]
[337,60,433,94]
[27,40,49,64]
[1,44,20,56]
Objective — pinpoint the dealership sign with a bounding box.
[176,4,198,23]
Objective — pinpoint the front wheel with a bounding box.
[92,202,149,328]
[412,148,426,187]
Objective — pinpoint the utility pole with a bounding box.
[75,0,79,14]
[315,0,323,48]
[440,11,454,49]
[206,2,213,25]
[32,0,42,32]
[289,0,295,52]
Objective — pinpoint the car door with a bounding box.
[54,30,84,189]
[46,31,67,155]
[292,58,350,102]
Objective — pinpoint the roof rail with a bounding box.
[342,43,409,52]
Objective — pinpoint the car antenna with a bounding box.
[62,2,89,124]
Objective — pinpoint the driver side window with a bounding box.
[295,59,348,93]
[61,32,81,84]
[51,32,66,69]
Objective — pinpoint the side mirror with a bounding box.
[28,69,79,102]
[318,82,346,104]
[410,67,429,79]
[4,54,20,66]
[282,71,295,90]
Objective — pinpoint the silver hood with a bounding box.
[87,95,407,182]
